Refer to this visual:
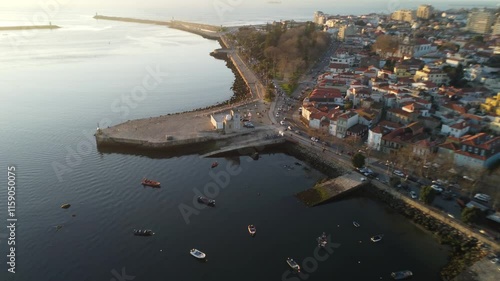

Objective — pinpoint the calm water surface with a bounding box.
[0,8,450,281]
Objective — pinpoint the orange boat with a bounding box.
[141,178,160,187]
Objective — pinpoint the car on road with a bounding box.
[310,137,319,142]
[280,120,285,125]
[410,191,417,199]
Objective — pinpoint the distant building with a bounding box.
[391,9,416,23]
[492,16,500,36]
[417,4,434,20]
[466,10,495,34]
[314,11,326,25]
[338,25,357,41]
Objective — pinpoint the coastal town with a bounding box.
[94,4,500,280]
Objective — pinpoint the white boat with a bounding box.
[353,221,360,227]
[190,248,206,259]
[286,257,300,272]
[391,270,413,280]
[248,224,256,236]
[371,234,383,242]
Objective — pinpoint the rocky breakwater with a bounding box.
[360,185,488,281]
[0,25,61,31]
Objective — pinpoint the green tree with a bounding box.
[419,185,436,204]
[351,153,366,169]
[461,207,483,224]
[389,176,401,188]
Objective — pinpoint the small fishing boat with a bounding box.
[141,178,160,187]
[317,232,327,248]
[61,203,71,209]
[286,257,300,272]
[211,162,218,168]
[371,234,383,242]
[353,221,360,227]
[197,196,215,206]
[248,224,256,236]
[133,229,154,236]
[190,248,206,259]
[391,270,413,280]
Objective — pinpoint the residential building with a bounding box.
[438,133,500,168]
[466,10,495,34]
[480,92,500,116]
[380,122,426,154]
[387,108,417,124]
[417,5,434,20]
[338,24,357,41]
[396,38,435,58]
[414,65,449,85]
[391,9,416,23]
[441,120,470,138]
[330,53,356,67]
[330,111,358,138]
[314,11,326,25]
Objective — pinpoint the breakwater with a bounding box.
[0,25,60,31]
[93,15,222,40]
[93,15,169,26]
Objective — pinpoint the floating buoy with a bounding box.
[61,203,71,209]
[358,261,361,264]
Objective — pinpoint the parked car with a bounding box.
[474,193,491,204]
[410,191,417,199]
[393,170,405,177]
[431,184,443,193]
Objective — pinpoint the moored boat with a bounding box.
[211,162,218,168]
[248,224,256,236]
[141,178,160,187]
[391,270,413,280]
[371,234,383,242]
[61,203,71,209]
[317,232,327,248]
[286,257,300,272]
[190,248,206,259]
[353,221,360,227]
[133,229,154,236]
[197,196,215,206]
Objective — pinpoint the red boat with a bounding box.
[211,162,218,168]
[141,178,160,187]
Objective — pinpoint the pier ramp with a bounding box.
[296,173,368,207]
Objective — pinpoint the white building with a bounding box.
[441,120,470,138]
[367,125,383,151]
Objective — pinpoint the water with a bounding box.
[0,6,450,281]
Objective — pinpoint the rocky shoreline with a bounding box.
[358,185,487,280]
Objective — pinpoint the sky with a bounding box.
[3,0,499,9]
[0,0,500,12]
